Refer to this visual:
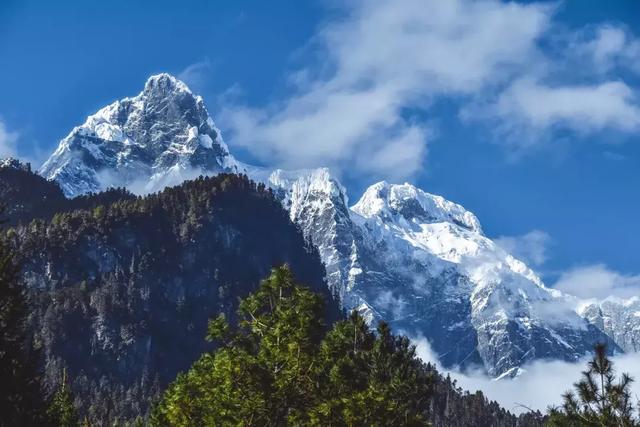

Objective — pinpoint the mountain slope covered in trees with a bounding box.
[0,165,549,425]
[0,158,135,227]
[2,169,338,423]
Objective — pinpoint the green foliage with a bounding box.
[151,265,434,426]
[308,314,431,426]
[92,205,106,220]
[546,343,640,426]
[1,169,545,426]
[47,368,78,427]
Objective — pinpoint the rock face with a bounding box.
[39,73,632,378]
[266,168,360,305]
[40,74,238,197]
[2,170,336,423]
[580,298,640,353]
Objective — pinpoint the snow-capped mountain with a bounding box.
[39,74,631,377]
[40,73,238,197]
[580,298,640,353]
[265,168,361,303]
[267,172,618,376]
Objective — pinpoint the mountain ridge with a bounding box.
[266,171,620,376]
[35,73,637,377]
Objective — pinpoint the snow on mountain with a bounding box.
[40,73,238,197]
[352,182,482,234]
[265,168,363,305]
[269,174,618,376]
[580,297,640,353]
[0,157,32,172]
[39,73,631,377]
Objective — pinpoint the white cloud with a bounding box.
[178,59,213,92]
[463,22,640,145]
[554,264,640,300]
[0,118,18,158]
[220,0,553,180]
[95,165,207,196]
[576,25,640,74]
[486,78,640,142]
[585,26,628,71]
[217,0,640,170]
[414,336,640,414]
[495,230,551,266]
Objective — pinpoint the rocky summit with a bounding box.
[39,73,238,197]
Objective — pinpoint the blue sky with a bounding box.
[1,0,639,295]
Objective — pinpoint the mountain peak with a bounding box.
[351,181,482,233]
[143,73,193,96]
[40,74,236,197]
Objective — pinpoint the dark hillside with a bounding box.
[5,173,337,423]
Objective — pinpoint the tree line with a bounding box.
[1,169,638,425]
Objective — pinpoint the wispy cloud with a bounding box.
[554,264,640,300]
[217,1,640,175]
[464,21,640,147]
[220,0,552,180]
[575,24,640,74]
[178,59,213,93]
[470,78,640,147]
[495,230,551,267]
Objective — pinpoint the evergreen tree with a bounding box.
[47,368,78,427]
[151,265,326,426]
[309,314,431,425]
[547,343,639,426]
[0,210,48,426]
[151,265,434,426]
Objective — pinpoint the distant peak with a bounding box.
[39,72,235,198]
[352,181,482,233]
[269,167,348,201]
[143,73,193,96]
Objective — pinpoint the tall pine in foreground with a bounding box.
[0,211,48,426]
[547,343,640,426]
[151,265,434,426]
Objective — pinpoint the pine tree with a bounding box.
[309,314,431,426]
[547,343,639,426]
[151,265,326,426]
[47,368,78,427]
[152,265,433,426]
[0,210,48,426]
